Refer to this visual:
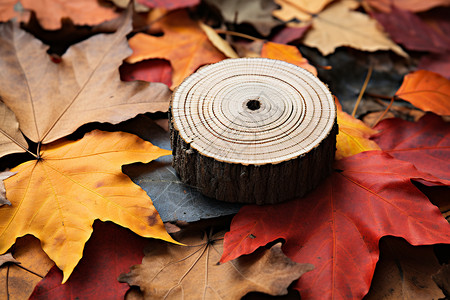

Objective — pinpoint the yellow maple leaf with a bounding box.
[335,98,381,159]
[0,130,178,283]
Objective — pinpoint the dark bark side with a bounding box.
[169,111,337,205]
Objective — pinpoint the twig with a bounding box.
[370,97,395,128]
[352,65,373,117]
[214,29,264,42]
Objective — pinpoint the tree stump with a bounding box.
[170,58,337,204]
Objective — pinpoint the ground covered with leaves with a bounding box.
[0,0,449,299]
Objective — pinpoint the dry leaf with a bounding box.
[302,2,407,57]
[273,0,332,22]
[0,253,18,267]
[365,237,444,299]
[335,98,380,160]
[0,8,171,145]
[21,0,119,30]
[0,171,15,206]
[261,41,317,75]
[433,264,450,297]
[119,230,313,299]
[199,22,239,58]
[126,10,226,88]
[0,102,28,157]
[0,130,178,283]
[0,235,54,300]
[111,0,150,12]
[205,0,281,36]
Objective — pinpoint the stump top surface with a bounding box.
[171,58,336,165]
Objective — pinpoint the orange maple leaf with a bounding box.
[126,10,227,88]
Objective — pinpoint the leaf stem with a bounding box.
[15,264,44,278]
[214,29,264,42]
[352,65,373,117]
[370,96,395,128]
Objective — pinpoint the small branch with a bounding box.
[214,29,264,42]
[352,65,373,117]
[370,97,395,128]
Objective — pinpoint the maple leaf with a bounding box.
[302,2,407,57]
[20,0,118,30]
[120,59,173,87]
[119,229,314,299]
[0,235,54,300]
[393,70,450,116]
[365,237,444,299]
[0,130,178,283]
[273,0,332,22]
[271,25,310,44]
[200,22,239,58]
[126,10,226,88]
[221,152,450,299]
[138,0,200,10]
[0,171,15,206]
[364,0,450,13]
[0,102,28,157]
[205,0,281,36]
[418,52,450,79]
[371,114,450,181]
[0,253,18,267]
[0,0,17,22]
[261,41,317,75]
[29,221,149,299]
[371,6,450,54]
[335,98,380,160]
[0,7,171,146]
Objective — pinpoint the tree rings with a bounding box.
[170,58,337,204]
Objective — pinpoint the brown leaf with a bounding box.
[0,171,15,206]
[0,253,18,267]
[433,264,450,297]
[0,8,171,145]
[365,237,444,299]
[0,235,54,300]
[21,0,119,30]
[119,230,313,299]
[302,2,407,57]
[0,102,27,157]
[273,0,333,22]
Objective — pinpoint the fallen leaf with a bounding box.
[394,70,450,115]
[200,22,239,58]
[205,0,281,36]
[302,2,407,57]
[111,0,150,12]
[0,253,18,267]
[271,24,310,44]
[120,59,173,87]
[0,171,15,206]
[0,101,28,157]
[260,41,317,75]
[433,263,450,297]
[221,151,450,300]
[138,0,199,9]
[126,10,226,88]
[0,130,177,283]
[371,114,450,181]
[0,235,54,300]
[0,0,17,22]
[365,237,444,299]
[273,0,332,22]
[0,8,171,145]
[119,229,314,299]
[29,221,149,300]
[365,0,450,13]
[335,98,380,159]
[418,52,450,79]
[371,7,450,53]
[20,0,118,30]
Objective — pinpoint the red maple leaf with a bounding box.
[372,114,450,181]
[221,151,450,300]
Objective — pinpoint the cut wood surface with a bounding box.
[170,58,337,204]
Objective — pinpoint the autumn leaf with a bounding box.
[0,130,178,283]
[371,114,450,181]
[0,0,17,22]
[29,221,149,299]
[0,235,54,300]
[365,237,444,299]
[371,6,450,53]
[0,253,18,267]
[205,0,281,36]
[0,7,171,146]
[394,70,450,115]
[433,264,450,296]
[418,53,450,79]
[0,102,28,157]
[271,25,310,44]
[364,0,450,13]
[200,22,239,58]
[335,98,380,159]
[273,0,332,22]
[126,10,226,88]
[119,229,314,299]
[0,171,15,206]
[138,0,200,10]
[302,1,407,57]
[261,41,317,75]
[20,0,118,30]
[221,152,450,299]
[120,59,173,87]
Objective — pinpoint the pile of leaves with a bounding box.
[0,0,449,299]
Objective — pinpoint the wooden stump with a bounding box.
[170,58,337,204]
